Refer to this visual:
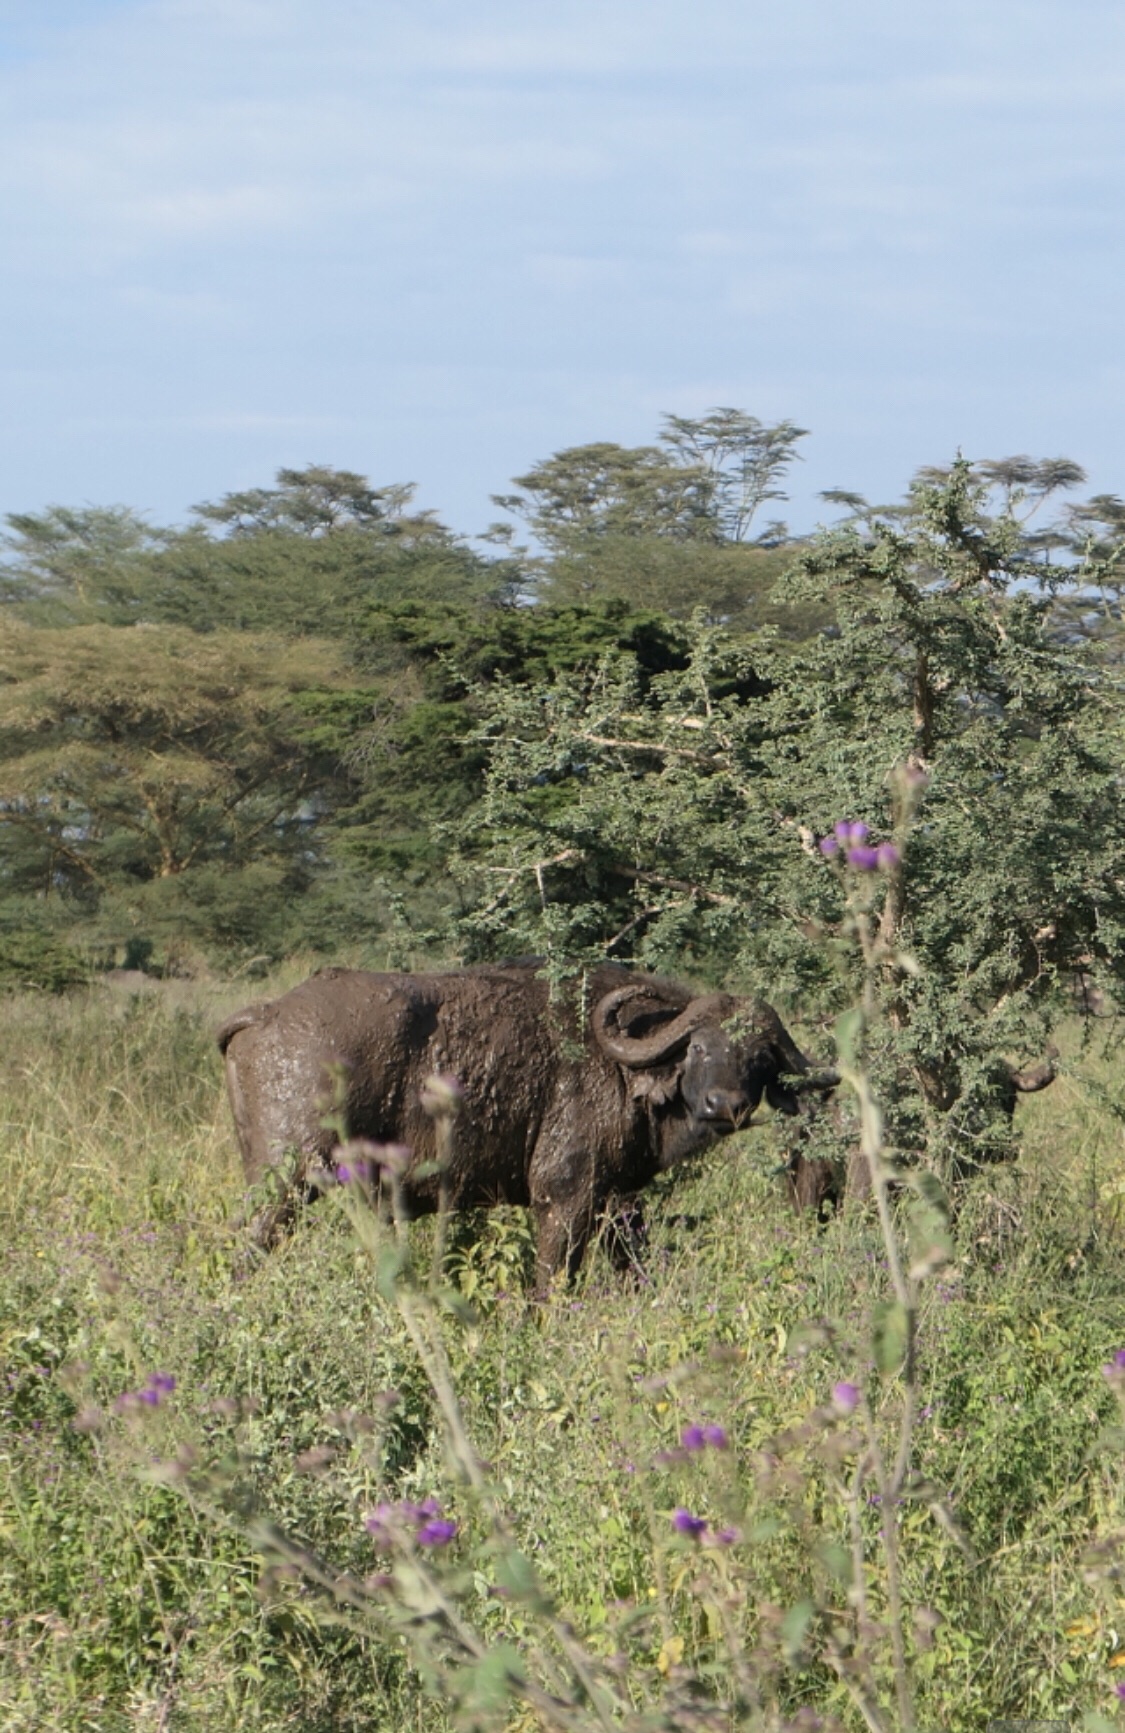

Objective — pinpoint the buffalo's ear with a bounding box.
[631,1072,681,1107]
[765,1080,801,1117]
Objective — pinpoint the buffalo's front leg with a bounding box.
[598,1196,649,1278]
[530,1149,596,1293]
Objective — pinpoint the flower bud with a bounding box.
[421,1074,465,1117]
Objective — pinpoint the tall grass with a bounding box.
[2,981,1124,1729]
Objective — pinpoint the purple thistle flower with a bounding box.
[818,835,839,856]
[832,1381,860,1414]
[713,1526,740,1546]
[379,1143,412,1176]
[336,1163,353,1184]
[846,845,881,871]
[114,1371,176,1414]
[834,819,869,844]
[680,1425,707,1453]
[876,842,901,869]
[1116,1680,1125,1700]
[364,1502,397,1542]
[672,1508,707,1538]
[701,1424,728,1449]
[1101,1348,1125,1378]
[416,1518,458,1547]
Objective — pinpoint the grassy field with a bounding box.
[2,978,1124,1731]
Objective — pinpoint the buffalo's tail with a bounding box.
[216,1005,264,1055]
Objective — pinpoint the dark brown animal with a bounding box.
[782,1047,1059,1215]
[217,960,830,1287]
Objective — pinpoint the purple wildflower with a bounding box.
[115,1371,176,1415]
[416,1518,458,1547]
[846,845,881,871]
[680,1425,707,1453]
[876,842,901,869]
[365,1495,454,1548]
[336,1163,353,1184]
[835,820,869,844]
[818,835,839,856]
[1102,1349,1125,1378]
[832,1381,860,1415]
[364,1502,397,1543]
[380,1143,412,1177]
[1116,1680,1125,1701]
[672,1508,707,1538]
[702,1423,729,1449]
[713,1526,740,1546]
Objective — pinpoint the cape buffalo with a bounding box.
[218,960,830,1287]
[782,1048,1058,1215]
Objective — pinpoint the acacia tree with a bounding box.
[0,505,167,616]
[493,442,717,551]
[492,415,810,622]
[494,412,809,553]
[0,622,361,960]
[659,408,808,544]
[451,462,1125,1167]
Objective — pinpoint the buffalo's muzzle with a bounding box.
[702,1090,753,1126]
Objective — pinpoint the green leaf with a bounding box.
[493,1549,553,1613]
[375,1243,408,1301]
[872,1300,909,1378]
[815,1540,854,1587]
[437,1286,478,1324]
[780,1598,816,1661]
[459,1643,526,1714]
[833,1008,864,1067]
[906,1182,954,1279]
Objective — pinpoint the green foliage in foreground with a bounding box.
[1,984,1124,1731]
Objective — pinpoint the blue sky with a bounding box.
[1,0,1122,540]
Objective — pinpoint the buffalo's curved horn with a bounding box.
[1010,1044,1059,1095]
[592,985,733,1067]
[787,1068,840,1094]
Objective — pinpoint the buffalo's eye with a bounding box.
[689,1039,704,1056]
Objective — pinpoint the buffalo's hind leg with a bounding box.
[235,1144,330,1267]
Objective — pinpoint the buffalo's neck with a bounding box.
[654,1110,727,1171]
